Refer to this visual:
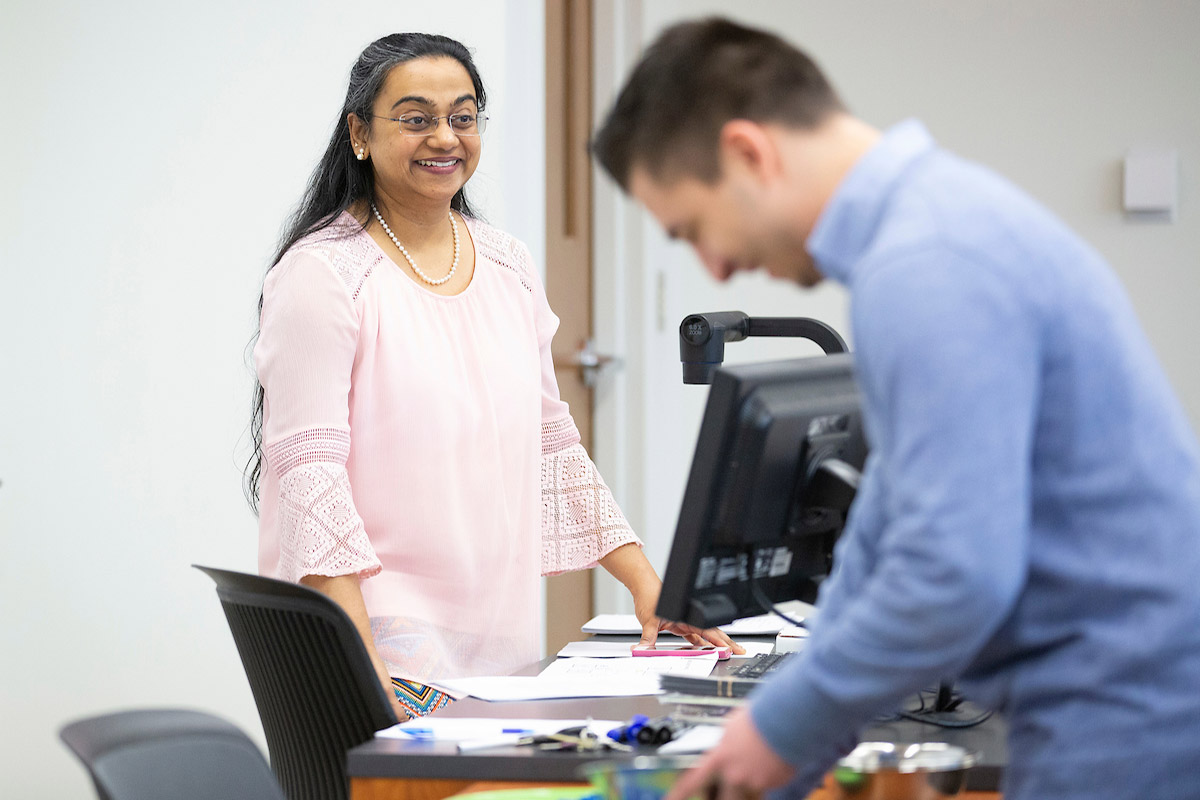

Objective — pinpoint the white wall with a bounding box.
[592,0,1200,610]
[0,2,544,796]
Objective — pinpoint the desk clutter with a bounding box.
[432,637,786,703]
[356,642,999,797]
[380,717,622,750]
[378,649,802,759]
[379,715,713,754]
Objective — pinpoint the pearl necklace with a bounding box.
[371,203,459,286]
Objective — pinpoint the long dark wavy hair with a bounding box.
[244,33,487,513]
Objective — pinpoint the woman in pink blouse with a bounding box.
[246,33,739,720]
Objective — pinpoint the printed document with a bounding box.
[436,654,718,701]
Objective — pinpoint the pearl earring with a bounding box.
[357,147,366,161]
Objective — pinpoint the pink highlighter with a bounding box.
[631,644,732,660]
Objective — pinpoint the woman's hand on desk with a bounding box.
[629,575,744,655]
[634,595,744,654]
[597,542,744,654]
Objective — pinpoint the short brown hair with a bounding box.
[593,17,844,190]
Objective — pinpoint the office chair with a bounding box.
[194,566,398,800]
[60,708,287,800]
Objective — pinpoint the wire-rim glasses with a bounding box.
[372,112,488,137]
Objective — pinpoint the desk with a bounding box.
[348,642,1006,800]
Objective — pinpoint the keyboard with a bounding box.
[730,651,794,679]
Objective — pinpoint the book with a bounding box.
[658,673,763,699]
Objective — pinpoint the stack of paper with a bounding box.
[557,639,775,659]
[435,654,718,701]
[580,602,816,637]
[541,655,718,680]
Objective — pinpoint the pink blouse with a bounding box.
[255,212,640,681]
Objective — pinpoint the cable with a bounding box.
[748,570,807,628]
[876,686,993,729]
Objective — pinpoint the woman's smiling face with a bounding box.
[362,55,482,206]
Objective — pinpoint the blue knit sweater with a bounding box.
[751,121,1200,800]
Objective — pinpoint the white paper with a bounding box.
[435,675,660,701]
[657,724,725,755]
[727,640,776,658]
[435,655,718,701]
[557,640,734,659]
[557,640,643,658]
[558,638,773,658]
[581,603,816,637]
[540,655,718,679]
[580,614,665,635]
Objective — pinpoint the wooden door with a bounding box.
[544,0,596,656]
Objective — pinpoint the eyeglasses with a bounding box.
[373,112,488,137]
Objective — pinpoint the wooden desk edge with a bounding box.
[351,774,1004,800]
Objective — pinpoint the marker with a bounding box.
[607,714,649,743]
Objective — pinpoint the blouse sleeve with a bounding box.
[255,246,382,584]
[525,246,643,576]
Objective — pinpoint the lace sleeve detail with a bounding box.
[540,422,642,575]
[542,415,581,456]
[267,429,382,583]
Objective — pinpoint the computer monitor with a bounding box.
[656,353,868,629]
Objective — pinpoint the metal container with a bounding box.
[832,742,977,800]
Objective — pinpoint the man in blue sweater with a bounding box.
[593,17,1200,800]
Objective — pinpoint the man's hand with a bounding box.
[665,707,795,800]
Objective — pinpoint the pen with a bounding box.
[397,727,435,740]
[401,726,532,740]
[456,733,530,752]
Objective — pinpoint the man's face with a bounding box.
[628,162,823,287]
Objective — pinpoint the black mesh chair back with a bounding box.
[194,566,398,800]
[60,708,287,800]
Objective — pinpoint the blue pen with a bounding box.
[502,728,534,734]
[397,727,435,741]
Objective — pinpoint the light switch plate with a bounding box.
[1123,148,1178,217]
